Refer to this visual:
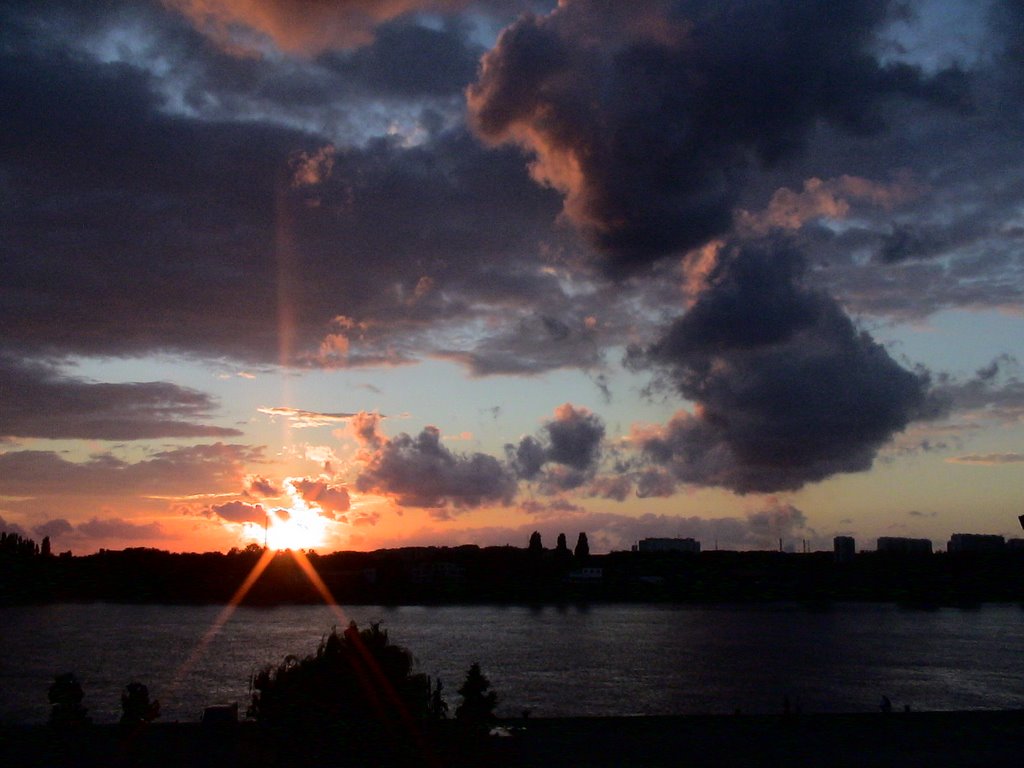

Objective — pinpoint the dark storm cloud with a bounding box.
[468,0,969,274]
[507,403,605,491]
[437,312,603,376]
[0,444,264,497]
[630,239,941,493]
[544,403,604,471]
[356,426,517,512]
[0,34,574,368]
[0,355,241,440]
[324,19,484,97]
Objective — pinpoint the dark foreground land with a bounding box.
[4,710,1024,767]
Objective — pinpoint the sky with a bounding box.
[1,0,1022,556]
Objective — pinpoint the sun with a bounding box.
[265,505,329,551]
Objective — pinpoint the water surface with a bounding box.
[2,602,1022,724]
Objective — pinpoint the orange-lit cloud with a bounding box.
[290,145,336,187]
[165,0,468,55]
[736,175,921,234]
[289,477,352,518]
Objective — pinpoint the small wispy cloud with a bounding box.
[258,407,359,428]
[946,453,1024,465]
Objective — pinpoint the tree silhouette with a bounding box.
[455,663,497,727]
[555,532,571,564]
[429,678,449,720]
[528,530,543,556]
[574,532,590,560]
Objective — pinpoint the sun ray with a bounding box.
[166,547,276,699]
[288,549,436,764]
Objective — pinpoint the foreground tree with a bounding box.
[455,663,497,728]
[120,681,159,728]
[48,673,88,728]
[249,622,435,761]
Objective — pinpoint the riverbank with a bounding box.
[3,710,1023,767]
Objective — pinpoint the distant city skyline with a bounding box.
[2,0,1023,555]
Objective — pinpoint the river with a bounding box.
[2,602,1023,724]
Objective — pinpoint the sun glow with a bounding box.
[265,505,329,551]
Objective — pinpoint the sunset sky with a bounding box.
[2,0,1022,555]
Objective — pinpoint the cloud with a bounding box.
[519,497,584,516]
[436,312,604,376]
[508,403,606,491]
[544,403,605,471]
[0,443,264,498]
[586,474,632,502]
[468,0,968,274]
[77,516,163,540]
[206,500,266,524]
[745,502,811,550]
[244,474,280,497]
[323,17,485,97]
[0,355,241,440]
[736,175,919,235]
[165,0,465,55]
[0,38,572,368]
[0,515,30,539]
[629,238,941,493]
[946,453,1024,465]
[356,425,517,512]
[932,355,1024,425]
[289,477,351,518]
[348,411,387,453]
[33,518,74,540]
[258,407,359,428]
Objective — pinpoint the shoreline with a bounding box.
[4,709,1024,767]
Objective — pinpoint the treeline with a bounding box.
[3,530,1024,606]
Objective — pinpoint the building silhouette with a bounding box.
[636,537,701,554]
[876,537,933,555]
[947,534,1005,553]
[833,536,856,563]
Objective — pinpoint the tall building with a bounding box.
[833,536,856,563]
[947,534,1006,553]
